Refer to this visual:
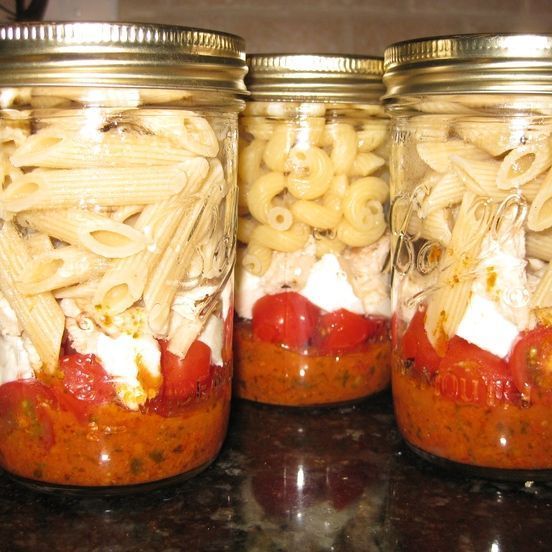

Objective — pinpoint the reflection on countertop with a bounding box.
[1,392,551,551]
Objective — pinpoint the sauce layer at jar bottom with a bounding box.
[2,458,215,496]
[0,384,231,488]
[233,323,390,407]
[392,363,552,475]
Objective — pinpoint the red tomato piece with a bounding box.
[0,380,57,450]
[401,308,441,378]
[315,309,386,355]
[509,326,552,401]
[436,336,518,406]
[252,292,321,350]
[148,340,213,417]
[60,354,115,404]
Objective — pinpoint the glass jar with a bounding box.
[384,34,552,479]
[0,22,247,492]
[234,54,391,407]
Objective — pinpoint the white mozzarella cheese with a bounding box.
[456,295,519,358]
[300,254,365,314]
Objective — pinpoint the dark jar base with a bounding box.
[2,459,214,497]
[406,442,552,483]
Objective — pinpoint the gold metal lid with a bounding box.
[245,54,384,102]
[383,33,552,100]
[0,21,248,95]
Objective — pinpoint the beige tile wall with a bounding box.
[118,0,552,55]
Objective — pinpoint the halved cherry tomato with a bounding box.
[314,309,386,355]
[60,354,115,404]
[57,354,116,421]
[436,336,518,406]
[0,380,57,450]
[252,292,321,350]
[148,340,213,417]
[509,326,552,401]
[401,309,441,378]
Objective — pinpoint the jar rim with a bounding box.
[245,53,384,103]
[383,33,552,100]
[0,21,248,96]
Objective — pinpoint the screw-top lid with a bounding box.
[383,33,552,100]
[0,21,248,96]
[245,54,384,102]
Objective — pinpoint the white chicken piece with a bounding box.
[338,234,391,317]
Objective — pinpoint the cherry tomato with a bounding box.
[509,326,552,401]
[148,340,213,417]
[252,292,321,350]
[436,336,518,406]
[315,309,386,355]
[60,354,115,404]
[401,309,441,378]
[0,380,57,450]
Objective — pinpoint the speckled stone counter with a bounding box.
[1,392,550,551]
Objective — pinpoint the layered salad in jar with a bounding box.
[391,97,552,475]
[234,100,391,406]
[0,87,236,488]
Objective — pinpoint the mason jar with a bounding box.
[384,34,552,479]
[234,54,391,407]
[0,22,247,492]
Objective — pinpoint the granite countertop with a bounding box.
[1,392,550,551]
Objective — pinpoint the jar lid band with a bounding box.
[383,33,552,99]
[245,54,384,102]
[0,22,248,96]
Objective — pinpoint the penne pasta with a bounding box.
[17,245,109,295]
[0,164,192,212]
[10,129,199,168]
[0,221,65,372]
[497,141,552,190]
[17,208,147,258]
[417,139,490,174]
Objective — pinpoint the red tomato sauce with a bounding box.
[0,355,232,488]
[393,310,552,472]
[234,319,390,407]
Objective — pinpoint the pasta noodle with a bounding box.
[286,146,334,200]
[527,166,552,231]
[246,172,286,223]
[0,221,65,372]
[0,164,192,212]
[10,130,198,168]
[263,123,295,172]
[527,228,552,261]
[325,123,357,175]
[18,245,108,295]
[417,139,489,174]
[290,199,341,229]
[348,152,385,177]
[497,141,552,189]
[17,208,147,258]
[251,222,310,253]
[242,241,273,276]
[424,193,492,346]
